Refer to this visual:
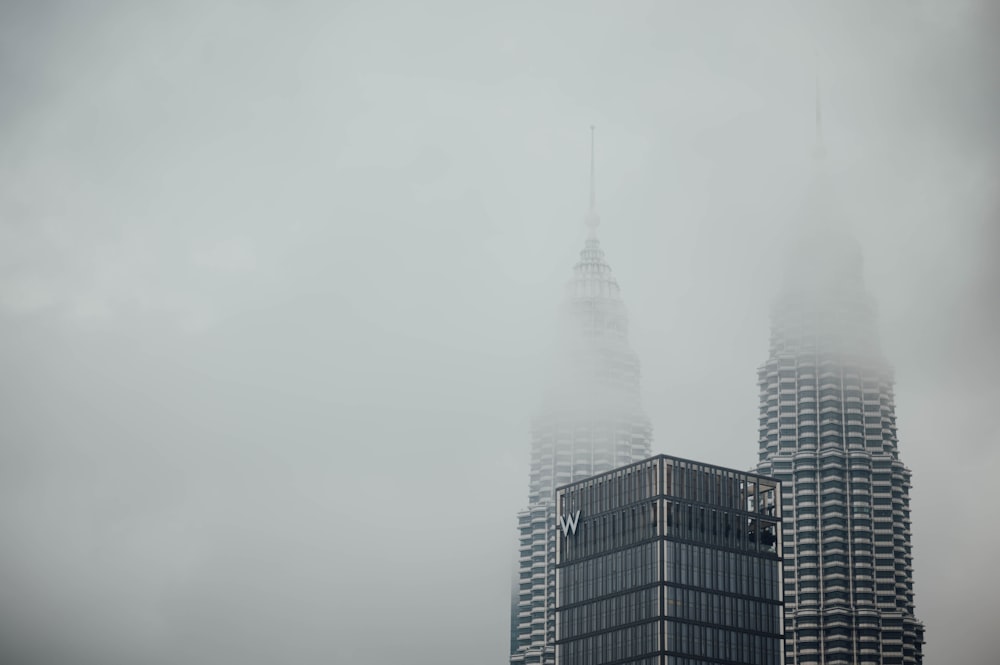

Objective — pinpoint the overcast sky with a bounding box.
[1,1,997,663]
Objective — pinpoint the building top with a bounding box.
[565,126,623,304]
[776,72,871,303]
[555,453,781,494]
[586,124,599,236]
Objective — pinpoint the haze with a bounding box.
[0,2,997,664]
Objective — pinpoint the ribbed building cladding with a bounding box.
[510,144,653,665]
[755,119,924,663]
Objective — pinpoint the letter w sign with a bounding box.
[558,511,581,537]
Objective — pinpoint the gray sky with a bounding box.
[0,1,997,663]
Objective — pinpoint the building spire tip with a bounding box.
[587,125,599,235]
[589,126,596,211]
[814,52,826,159]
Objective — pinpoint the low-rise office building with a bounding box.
[555,455,783,665]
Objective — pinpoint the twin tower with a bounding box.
[508,129,923,665]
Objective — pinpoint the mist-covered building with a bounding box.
[555,455,784,665]
[754,101,924,664]
[510,137,653,665]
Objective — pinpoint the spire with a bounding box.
[586,125,600,236]
[589,125,596,212]
[784,56,865,297]
[814,54,826,160]
[570,126,622,303]
[802,60,836,230]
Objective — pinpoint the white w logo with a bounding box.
[558,510,581,537]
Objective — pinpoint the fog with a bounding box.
[0,1,997,663]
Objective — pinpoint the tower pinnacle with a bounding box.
[814,55,827,160]
[586,125,600,236]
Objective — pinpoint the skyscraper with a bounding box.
[755,91,924,664]
[510,132,653,665]
[555,455,784,665]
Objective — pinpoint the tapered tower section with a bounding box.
[510,133,653,665]
[755,92,924,664]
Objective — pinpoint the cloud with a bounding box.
[0,2,996,663]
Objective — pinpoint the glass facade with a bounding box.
[556,456,783,665]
